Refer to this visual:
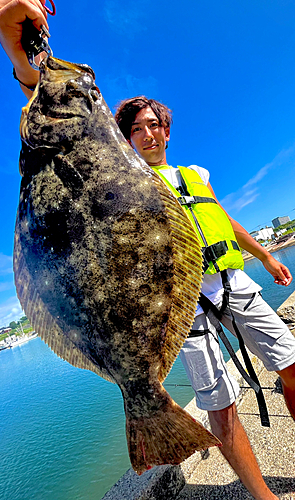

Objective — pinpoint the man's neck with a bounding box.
[147,157,168,168]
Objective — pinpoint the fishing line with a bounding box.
[164,384,278,390]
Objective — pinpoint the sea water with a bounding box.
[1,245,295,500]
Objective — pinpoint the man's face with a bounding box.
[129,107,170,166]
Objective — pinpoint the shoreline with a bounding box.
[242,235,295,262]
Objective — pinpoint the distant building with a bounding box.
[0,327,12,334]
[250,227,274,241]
[274,228,287,237]
[272,216,290,228]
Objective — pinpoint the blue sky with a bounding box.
[0,0,295,326]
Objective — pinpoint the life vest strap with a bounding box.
[178,195,217,206]
[198,281,270,428]
[188,328,211,337]
[204,240,228,263]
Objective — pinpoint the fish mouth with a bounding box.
[40,55,96,83]
[20,55,101,147]
[43,55,96,79]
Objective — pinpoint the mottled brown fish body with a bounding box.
[14,56,220,474]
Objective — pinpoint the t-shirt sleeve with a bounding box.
[187,165,210,186]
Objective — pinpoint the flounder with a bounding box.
[14,56,220,474]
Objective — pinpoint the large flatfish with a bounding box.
[14,56,220,474]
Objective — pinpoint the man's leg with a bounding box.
[208,402,278,500]
[277,361,295,420]
[180,313,278,500]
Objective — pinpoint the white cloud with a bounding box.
[220,145,295,213]
[0,253,13,276]
[104,0,148,36]
[0,296,24,328]
[243,164,272,189]
[221,188,259,213]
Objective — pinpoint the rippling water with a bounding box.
[1,245,295,500]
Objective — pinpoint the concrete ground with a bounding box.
[176,368,295,500]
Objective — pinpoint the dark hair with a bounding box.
[114,96,173,141]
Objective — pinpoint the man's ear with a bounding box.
[165,127,170,142]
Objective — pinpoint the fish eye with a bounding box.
[90,87,100,102]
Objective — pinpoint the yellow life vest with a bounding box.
[153,165,244,275]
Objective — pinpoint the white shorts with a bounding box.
[180,291,295,412]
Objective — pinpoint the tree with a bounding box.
[20,316,28,323]
[9,321,18,330]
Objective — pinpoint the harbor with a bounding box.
[1,246,295,500]
[0,332,38,350]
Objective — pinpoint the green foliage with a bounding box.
[282,229,295,236]
[275,218,295,231]
[23,327,33,334]
[0,316,33,342]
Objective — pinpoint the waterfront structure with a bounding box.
[0,327,12,334]
[0,332,37,349]
[272,216,290,228]
[250,227,274,242]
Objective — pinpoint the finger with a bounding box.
[274,277,291,286]
[15,1,49,30]
[282,267,292,280]
[29,1,49,30]
[281,266,293,285]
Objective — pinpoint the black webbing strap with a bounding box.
[198,294,260,391]
[178,195,218,206]
[176,171,221,273]
[198,286,270,427]
[204,241,228,264]
[231,240,240,251]
[189,328,211,337]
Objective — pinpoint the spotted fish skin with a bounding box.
[14,56,220,474]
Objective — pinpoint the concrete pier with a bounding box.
[176,365,295,499]
[102,293,295,500]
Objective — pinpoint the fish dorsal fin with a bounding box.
[150,169,203,382]
[13,224,115,384]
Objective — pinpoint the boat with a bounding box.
[0,345,10,351]
[9,332,38,348]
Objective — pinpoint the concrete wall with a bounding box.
[277,290,295,335]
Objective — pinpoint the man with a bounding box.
[114,97,295,500]
[0,3,295,499]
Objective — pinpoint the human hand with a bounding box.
[262,254,293,286]
[0,0,48,92]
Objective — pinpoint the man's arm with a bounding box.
[207,182,292,286]
[0,0,48,98]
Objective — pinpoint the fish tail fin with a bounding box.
[126,399,221,475]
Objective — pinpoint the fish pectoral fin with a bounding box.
[126,396,220,475]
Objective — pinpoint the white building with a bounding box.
[250,227,274,242]
[0,327,12,334]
